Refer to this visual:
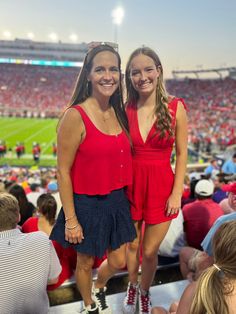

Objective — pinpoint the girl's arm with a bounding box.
[166,101,188,216]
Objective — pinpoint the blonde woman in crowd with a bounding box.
[152,220,236,314]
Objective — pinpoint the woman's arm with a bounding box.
[175,282,196,314]
[57,107,85,243]
[166,101,188,216]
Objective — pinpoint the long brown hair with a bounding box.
[66,44,129,135]
[190,220,236,314]
[37,193,57,225]
[125,47,173,139]
[8,184,34,225]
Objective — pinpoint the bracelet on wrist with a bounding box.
[65,223,81,231]
[65,214,76,222]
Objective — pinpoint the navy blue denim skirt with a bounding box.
[50,188,136,258]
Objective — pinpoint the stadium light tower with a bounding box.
[111,6,124,44]
[27,32,35,40]
[48,32,58,42]
[3,30,12,39]
[69,33,78,43]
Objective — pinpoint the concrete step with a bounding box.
[48,263,182,307]
[49,279,188,313]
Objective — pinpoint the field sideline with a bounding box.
[0,117,58,166]
[0,117,209,168]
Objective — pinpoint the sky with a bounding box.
[0,0,235,77]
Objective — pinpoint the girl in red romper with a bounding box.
[123,47,188,314]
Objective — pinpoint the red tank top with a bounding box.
[70,106,132,195]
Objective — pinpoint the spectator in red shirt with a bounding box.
[182,179,223,249]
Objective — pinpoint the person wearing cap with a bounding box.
[47,181,62,217]
[179,182,236,281]
[201,182,236,254]
[182,179,223,250]
[47,181,58,192]
[219,181,236,214]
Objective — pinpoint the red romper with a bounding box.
[126,98,186,224]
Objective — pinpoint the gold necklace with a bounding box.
[99,107,112,122]
[101,113,110,122]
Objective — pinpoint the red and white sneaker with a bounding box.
[139,289,151,314]
[122,282,139,314]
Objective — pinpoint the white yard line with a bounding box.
[41,137,56,154]
[24,121,55,143]
[0,118,19,128]
[3,120,42,139]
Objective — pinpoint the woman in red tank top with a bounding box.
[50,44,136,314]
[122,47,188,314]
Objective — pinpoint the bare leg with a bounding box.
[95,243,127,288]
[76,252,95,306]
[141,221,171,291]
[126,220,143,284]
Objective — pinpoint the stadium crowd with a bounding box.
[166,77,236,152]
[0,63,236,312]
[0,64,78,117]
[0,64,236,152]
[0,158,236,312]
[0,165,236,257]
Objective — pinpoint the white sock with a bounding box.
[130,282,139,288]
[140,287,149,296]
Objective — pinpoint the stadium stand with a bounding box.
[0,39,235,309]
[0,63,78,117]
[1,64,235,151]
[166,77,236,153]
[0,39,118,118]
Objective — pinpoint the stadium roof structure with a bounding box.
[0,39,118,68]
[0,38,88,62]
[172,67,236,79]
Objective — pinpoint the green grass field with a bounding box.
[0,117,58,167]
[0,117,205,168]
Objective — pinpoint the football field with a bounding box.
[0,117,58,166]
